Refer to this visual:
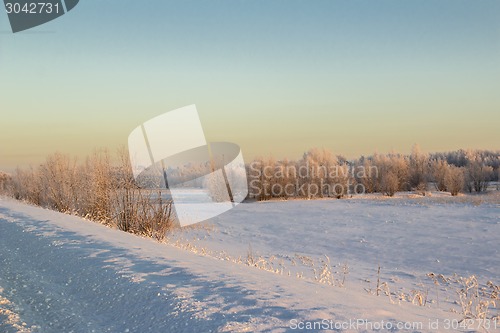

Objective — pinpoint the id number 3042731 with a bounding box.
[5,2,60,14]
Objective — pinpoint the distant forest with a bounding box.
[247,145,500,199]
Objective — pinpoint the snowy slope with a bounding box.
[0,196,498,332]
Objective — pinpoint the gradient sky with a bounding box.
[1,0,499,170]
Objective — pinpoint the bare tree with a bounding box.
[464,151,494,193]
[357,158,378,194]
[80,149,113,222]
[444,166,465,196]
[409,144,429,194]
[0,171,11,193]
[373,153,409,194]
[381,170,399,197]
[13,166,43,205]
[6,147,176,241]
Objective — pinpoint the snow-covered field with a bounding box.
[0,193,499,332]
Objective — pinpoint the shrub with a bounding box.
[381,171,399,197]
[465,162,493,193]
[432,159,448,192]
[444,166,465,196]
[6,148,176,240]
[409,144,429,190]
[0,172,11,193]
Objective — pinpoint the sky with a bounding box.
[1,0,500,171]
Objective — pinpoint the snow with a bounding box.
[0,194,499,332]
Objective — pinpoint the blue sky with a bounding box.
[1,0,499,169]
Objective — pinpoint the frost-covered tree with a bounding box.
[0,171,9,192]
[301,148,340,198]
[465,163,493,193]
[38,153,79,212]
[464,150,494,193]
[81,149,113,221]
[444,166,465,196]
[431,159,449,192]
[409,144,429,193]
[381,170,399,197]
[13,166,43,205]
[356,157,378,194]
[373,153,409,193]
[205,170,229,202]
[247,156,277,201]
[6,148,175,239]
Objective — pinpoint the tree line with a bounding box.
[0,145,498,221]
[0,148,175,239]
[247,145,500,200]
